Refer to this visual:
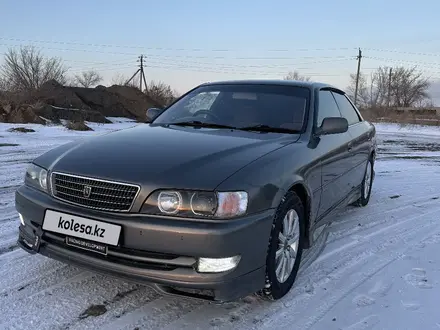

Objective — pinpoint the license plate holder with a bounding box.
[66,236,108,255]
[42,209,121,246]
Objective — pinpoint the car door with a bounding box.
[315,89,354,219]
[331,91,371,190]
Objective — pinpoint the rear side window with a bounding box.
[317,90,342,127]
[332,92,361,125]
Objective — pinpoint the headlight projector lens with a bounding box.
[190,191,217,216]
[157,191,182,214]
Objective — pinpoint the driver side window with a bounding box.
[184,92,219,114]
[317,90,342,127]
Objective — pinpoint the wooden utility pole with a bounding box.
[354,48,362,106]
[387,67,392,107]
[125,55,148,91]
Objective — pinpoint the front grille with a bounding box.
[51,172,140,212]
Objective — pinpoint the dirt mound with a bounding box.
[32,81,161,121]
[33,104,110,124]
[71,85,161,120]
[66,120,93,131]
[6,104,45,125]
[109,85,162,116]
[31,80,90,110]
[72,87,136,119]
[0,80,162,123]
[7,127,36,133]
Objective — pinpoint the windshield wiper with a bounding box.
[168,121,237,129]
[166,121,300,134]
[238,124,300,134]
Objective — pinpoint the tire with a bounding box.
[355,156,374,207]
[257,191,305,300]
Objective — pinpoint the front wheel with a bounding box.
[257,191,305,300]
[355,157,374,207]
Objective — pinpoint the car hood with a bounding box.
[36,124,300,191]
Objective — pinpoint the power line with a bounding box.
[62,58,134,65]
[0,42,355,60]
[3,37,439,60]
[145,57,355,70]
[67,66,134,74]
[145,54,352,61]
[363,56,440,69]
[144,63,346,77]
[2,44,439,82]
[66,62,127,69]
[363,48,440,57]
[0,43,357,60]
[63,57,356,76]
[0,37,357,53]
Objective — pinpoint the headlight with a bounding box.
[158,191,182,214]
[24,164,48,192]
[142,190,248,219]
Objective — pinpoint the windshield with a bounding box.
[152,84,310,132]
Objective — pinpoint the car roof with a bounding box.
[199,79,340,91]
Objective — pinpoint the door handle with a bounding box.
[348,142,353,152]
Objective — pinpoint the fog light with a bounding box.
[196,256,241,273]
[18,213,25,226]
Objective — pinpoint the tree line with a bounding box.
[0,45,434,109]
[284,66,433,108]
[0,45,179,107]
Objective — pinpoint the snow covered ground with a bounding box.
[0,120,440,330]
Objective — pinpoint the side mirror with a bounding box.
[146,107,163,122]
[316,117,348,135]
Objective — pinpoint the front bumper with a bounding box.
[15,185,274,302]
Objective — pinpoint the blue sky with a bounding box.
[1,0,440,98]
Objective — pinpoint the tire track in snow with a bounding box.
[1,122,439,329]
[325,197,440,245]
[58,285,162,330]
[90,295,206,330]
[259,220,440,330]
[146,205,440,330]
[0,264,85,301]
[328,189,439,228]
[0,271,162,330]
[252,210,440,330]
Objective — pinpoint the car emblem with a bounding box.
[83,185,92,198]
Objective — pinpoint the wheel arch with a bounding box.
[288,183,312,248]
[272,179,313,249]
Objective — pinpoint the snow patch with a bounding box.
[0,121,440,329]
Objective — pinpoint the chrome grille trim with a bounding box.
[50,172,141,212]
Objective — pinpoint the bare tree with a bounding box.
[0,77,9,91]
[347,66,431,108]
[73,70,103,88]
[0,45,68,92]
[145,80,178,106]
[346,72,371,107]
[283,70,311,81]
[390,66,430,107]
[111,73,128,85]
[111,73,139,88]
